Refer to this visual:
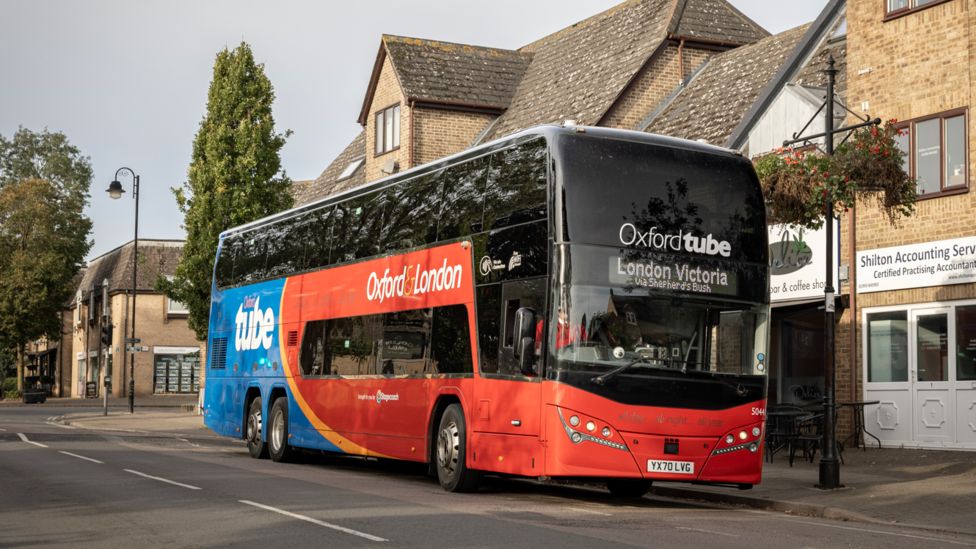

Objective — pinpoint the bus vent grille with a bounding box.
[210,337,228,369]
[287,331,299,347]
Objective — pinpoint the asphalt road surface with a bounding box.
[1,406,973,548]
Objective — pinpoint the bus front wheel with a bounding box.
[269,397,298,463]
[246,396,268,459]
[435,404,480,492]
[606,479,651,498]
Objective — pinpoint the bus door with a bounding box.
[476,278,545,437]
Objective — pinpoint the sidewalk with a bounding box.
[0,394,198,410]
[60,410,976,535]
[651,445,976,536]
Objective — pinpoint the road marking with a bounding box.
[239,500,388,542]
[0,427,7,432]
[46,421,75,429]
[774,516,974,546]
[565,506,612,516]
[16,433,48,448]
[124,469,201,490]
[675,526,739,538]
[59,451,104,464]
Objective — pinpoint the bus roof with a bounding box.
[220,125,741,239]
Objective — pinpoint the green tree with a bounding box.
[0,128,93,391]
[160,42,292,340]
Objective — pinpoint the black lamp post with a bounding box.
[107,167,140,414]
[783,56,880,489]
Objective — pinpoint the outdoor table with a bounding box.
[839,400,881,450]
[764,408,812,465]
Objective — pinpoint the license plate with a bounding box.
[647,459,695,475]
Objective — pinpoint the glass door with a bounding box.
[954,306,976,445]
[911,308,953,444]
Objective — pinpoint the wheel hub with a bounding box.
[271,409,285,452]
[247,410,261,443]
[437,421,460,474]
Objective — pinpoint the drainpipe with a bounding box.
[677,38,685,83]
[409,99,416,168]
[849,202,858,403]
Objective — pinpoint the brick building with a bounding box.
[296,0,770,205]
[845,0,976,449]
[66,240,203,398]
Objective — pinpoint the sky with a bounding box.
[0,0,829,261]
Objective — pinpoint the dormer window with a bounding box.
[375,104,401,155]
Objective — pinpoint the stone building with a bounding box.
[66,240,202,398]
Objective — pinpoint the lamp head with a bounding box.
[106,180,125,199]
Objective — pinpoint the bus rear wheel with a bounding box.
[246,396,268,459]
[606,479,652,498]
[435,404,480,492]
[269,397,298,463]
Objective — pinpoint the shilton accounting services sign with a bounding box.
[857,236,976,293]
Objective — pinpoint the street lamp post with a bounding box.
[107,168,140,414]
[783,56,880,489]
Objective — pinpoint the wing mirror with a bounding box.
[512,307,537,376]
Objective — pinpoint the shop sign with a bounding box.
[857,235,976,293]
[769,222,838,302]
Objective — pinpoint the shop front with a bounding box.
[858,236,976,449]
[767,223,838,407]
[153,346,201,394]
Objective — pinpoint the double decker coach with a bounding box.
[204,125,770,496]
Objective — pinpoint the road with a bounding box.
[1,406,973,548]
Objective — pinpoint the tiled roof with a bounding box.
[484,0,674,139]
[483,0,768,140]
[383,35,531,110]
[294,131,366,206]
[671,0,769,45]
[645,24,810,146]
[793,35,847,100]
[75,240,184,300]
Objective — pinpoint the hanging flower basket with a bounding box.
[754,121,916,229]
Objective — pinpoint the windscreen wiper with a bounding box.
[681,368,749,397]
[590,356,672,386]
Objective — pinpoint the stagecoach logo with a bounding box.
[235,296,275,352]
[619,223,731,258]
[366,259,464,304]
[479,255,506,276]
[357,390,400,404]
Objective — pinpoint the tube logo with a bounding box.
[366,259,463,304]
[619,223,731,258]
[235,296,275,352]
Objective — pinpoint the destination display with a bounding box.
[609,256,738,296]
[857,235,976,293]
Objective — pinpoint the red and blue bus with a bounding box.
[203,125,770,495]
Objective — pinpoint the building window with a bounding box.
[374,104,400,155]
[165,276,189,315]
[894,110,968,198]
[886,0,954,18]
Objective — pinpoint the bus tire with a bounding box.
[269,397,298,463]
[606,479,651,498]
[435,404,480,492]
[246,396,268,459]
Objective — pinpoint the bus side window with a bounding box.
[483,139,547,230]
[299,320,330,377]
[476,285,501,374]
[386,173,440,251]
[380,309,430,376]
[498,279,546,376]
[329,205,353,265]
[438,157,488,240]
[237,232,267,284]
[302,206,333,271]
[349,192,385,260]
[330,315,382,375]
[215,235,238,288]
[430,304,474,374]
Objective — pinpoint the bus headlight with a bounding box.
[569,415,580,427]
[601,427,611,438]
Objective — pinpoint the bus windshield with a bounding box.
[552,284,767,377]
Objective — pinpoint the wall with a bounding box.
[364,55,412,182]
[412,107,494,166]
[602,43,714,130]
